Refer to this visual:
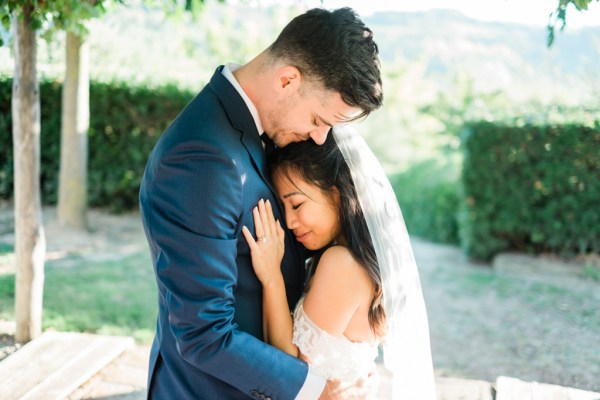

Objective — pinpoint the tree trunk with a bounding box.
[58,31,89,229]
[12,5,46,344]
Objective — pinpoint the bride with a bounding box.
[242,126,436,399]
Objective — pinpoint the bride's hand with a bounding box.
[242,199,285,287]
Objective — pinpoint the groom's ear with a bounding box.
[274,65,302,93]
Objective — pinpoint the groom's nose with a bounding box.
[309,125,330,145]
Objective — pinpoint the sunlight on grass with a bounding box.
[0,252,157,344]
[0,273,15,320]
[429,262,600,333]
[0,243,14,254]
[583,265,600,281]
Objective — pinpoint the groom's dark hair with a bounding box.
[267,7,383,120]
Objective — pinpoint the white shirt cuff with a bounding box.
[295,366,326,400]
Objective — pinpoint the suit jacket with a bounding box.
[139,66,308,399]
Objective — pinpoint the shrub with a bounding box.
[390,159,461,245]
[459,121,600,260]
[0,77,194,211]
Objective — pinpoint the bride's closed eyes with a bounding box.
[272,168,342,250]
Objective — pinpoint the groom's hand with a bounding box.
[319,379,343,400]
[319,371,379,400]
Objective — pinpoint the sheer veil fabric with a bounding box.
[332,125,437,399]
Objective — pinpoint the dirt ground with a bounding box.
[1,205,599,392]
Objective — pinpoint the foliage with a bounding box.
[0,77,11,199]
[390,159,461,245]
[0,0,123,46]
[0,0,223,46]
[0,76,194,210]
[548,0,600,45]
[459,121,600,260]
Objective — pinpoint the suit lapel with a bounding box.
[208,66,278,198]
[209,66,307,287]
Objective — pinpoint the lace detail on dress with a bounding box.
[292,298,379,383]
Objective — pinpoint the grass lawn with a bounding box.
[0,251,157,343]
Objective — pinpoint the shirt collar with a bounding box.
[221,63,264,136]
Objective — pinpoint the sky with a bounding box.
[296,0,600,28]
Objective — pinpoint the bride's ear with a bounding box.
[274,65,302,93]
[330,186,341,208]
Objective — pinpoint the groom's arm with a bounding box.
[143,139,317,398]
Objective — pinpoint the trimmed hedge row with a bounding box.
[459,121,600,260]
[390,159,460,245]
[0,77,194,210]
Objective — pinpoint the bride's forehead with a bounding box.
[273,168,318,195]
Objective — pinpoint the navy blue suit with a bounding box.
[140,66,308,399]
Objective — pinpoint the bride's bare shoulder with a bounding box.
[314,245,372,289]
[319,245,356,265]
[303,246,374,335]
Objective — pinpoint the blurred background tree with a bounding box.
[2,0,53,344]
[0,0,226,343]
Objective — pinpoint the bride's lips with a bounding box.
[294,232,310,242]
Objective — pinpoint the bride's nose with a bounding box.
[285,211,298,230]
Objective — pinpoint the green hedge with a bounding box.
[0,77,194,210]
[459,121,600,260]
[390,159,461,245]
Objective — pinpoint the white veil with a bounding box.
[332,125,436,399]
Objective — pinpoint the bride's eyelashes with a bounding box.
[291,203,303,210]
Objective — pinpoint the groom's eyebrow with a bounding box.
[315,114,333,127]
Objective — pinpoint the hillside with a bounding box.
[364,9,600,100]
[2,4,598,101]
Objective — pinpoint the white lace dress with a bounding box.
[292,297,380,397]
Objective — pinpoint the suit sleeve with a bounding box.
[143,139,309,398]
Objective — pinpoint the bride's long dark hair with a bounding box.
[269,132,386,336]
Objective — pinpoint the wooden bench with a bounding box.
[0,331,133,400]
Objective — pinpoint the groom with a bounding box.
[139,7,382,399]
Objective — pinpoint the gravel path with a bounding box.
[414,238,600,392]
[1,206,599,393]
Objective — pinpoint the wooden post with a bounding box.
[12,4,46,343]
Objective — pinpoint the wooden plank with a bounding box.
[436,377,494,400]
[376,364,493,400]
[496,376,600,400]
[0,331,90,398]
[66,345,151,400]
[0,331,134,400]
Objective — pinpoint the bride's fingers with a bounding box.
[265,200,278,234]
[276,219,285,242]
[252,206,264,239]
[257,199,271,237]
[241,226,258,251]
